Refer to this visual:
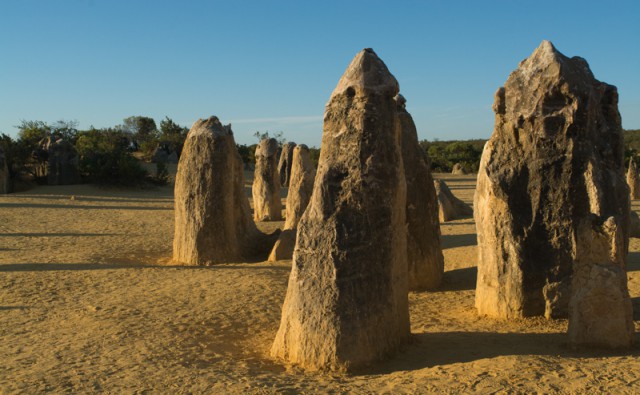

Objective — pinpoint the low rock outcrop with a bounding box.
[47,139,80,185]
[434,179,473,222]
[451,163,467,175]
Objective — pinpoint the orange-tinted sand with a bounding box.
[1,173,640,393]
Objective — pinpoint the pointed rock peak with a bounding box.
[537,40,557,55]
[191,116,232,137]
[514,40,597,86]
[520,40,567,70]
[331,48,399,98]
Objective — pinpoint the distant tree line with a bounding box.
[419,139,487,173]
[624,129,640,167]
[419,129,640,174]
[0,117,324,189]
[3,116,636,189]
[0,116,190,187]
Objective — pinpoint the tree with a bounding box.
[254,130,286,145]
[159,117,189,157]
[0,133,31,183]
[123,116,159,156]
[16,120,50,147]
[50,119,79,142]
[75,128,148,185]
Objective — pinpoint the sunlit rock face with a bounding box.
[271,48,411,371]
[173,117,261,265]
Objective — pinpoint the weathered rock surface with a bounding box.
[268,144,316,261]
[627,158,640,199]
[434,179,473,222]
[452,163,467,175]
[475,40,630,319]
[47,139,80,185]
[568,216,634,348]
[173,117,267,265]
[271,48,410,371]
[397,94,444,290]
[277,142,297,187]
[253,138,282,221]
[0,147,9,194]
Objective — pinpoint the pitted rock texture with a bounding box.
[173,117,263,265]
[568,216,633,349]
[253,138,282,221]
[271,48,410,371]
[475,40,630,320]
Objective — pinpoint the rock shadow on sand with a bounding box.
[441,233,477,249]
[0,202,171,211]
[627,251,640,271]
[435,266,477,292]
[353,330,640,375]
[0,261,291,272]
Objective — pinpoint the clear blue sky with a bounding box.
[1,1,638,147]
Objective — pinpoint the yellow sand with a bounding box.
[1,173,639,393]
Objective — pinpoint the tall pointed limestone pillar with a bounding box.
[475,41,631,330]
[271,49,410,371]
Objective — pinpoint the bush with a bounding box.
[420,139,486,172]
[149,161,170,186]
[0,134,31,180]
[76,129,148,186]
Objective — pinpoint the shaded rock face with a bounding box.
[278,142,297,187]
[47,139,80,185]
[253,138,282,221]
[475,41,630,320]
[0,147,9,194]
[173,117,262,265]
[451,163,467,175]
[568,216,633,348]
[434,179,473,222]
[397,94,444,291]
[268,144,316,261]
[627,158,640,199]
[271,48,410,371]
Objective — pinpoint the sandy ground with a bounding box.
[2,172,640,393]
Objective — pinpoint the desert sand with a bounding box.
[2,172,640,393]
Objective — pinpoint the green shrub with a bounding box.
[76,128,148,186]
